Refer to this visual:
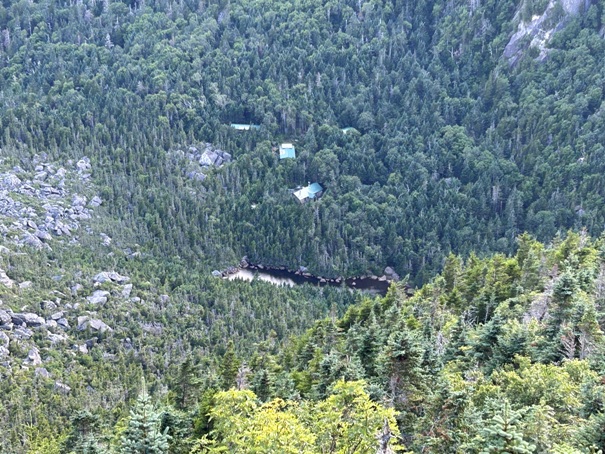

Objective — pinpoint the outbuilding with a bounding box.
[280,143,296,159]
[230,123,260,131]
[293,183,323,203]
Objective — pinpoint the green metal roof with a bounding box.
[231,123,260,130]
[307,183,323,195]
[280,144,296,159]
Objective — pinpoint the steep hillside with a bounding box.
[0,0,603,281]
[1,0,605,451]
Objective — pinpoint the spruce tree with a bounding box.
[218,340,241,390]
[120,385,170,454]
[479,402,535,454]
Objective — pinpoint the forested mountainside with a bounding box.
[1,0,605,280]
[1,0,605,452]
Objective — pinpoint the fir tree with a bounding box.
[120,384,170,454]
[218,340,241,390]
[479,401,535,454]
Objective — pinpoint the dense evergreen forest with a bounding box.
[2,0,605,280]
[1,0,605,451]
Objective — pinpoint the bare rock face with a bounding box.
[504,0,590,65]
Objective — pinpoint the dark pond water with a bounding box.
[225,267,392,296]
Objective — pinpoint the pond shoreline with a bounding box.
[216,259,403,297]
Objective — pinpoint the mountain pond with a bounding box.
[225,267,392,296]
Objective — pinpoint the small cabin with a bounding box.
[293,183,323,203]
[341,127,357,134]
[279,143,296,159]
[231,123,260,131]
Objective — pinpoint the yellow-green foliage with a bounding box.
[198,380,403,453]
[491,356,597,417]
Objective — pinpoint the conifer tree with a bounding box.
[478,402,535,454]
[120,384,170,454]
[218,340,241,390]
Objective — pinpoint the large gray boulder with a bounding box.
[77,316,90,331]
[34,230,52,241]
[199,150,219,167]
[12,313,45,327]
[94,271,129,284]
[108,272,129,284]
[0,310,11,325]
[89,319,112,333]
[13,327,33,339]
[87,290,109,305]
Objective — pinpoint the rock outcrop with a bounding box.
[504,0,591,65]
